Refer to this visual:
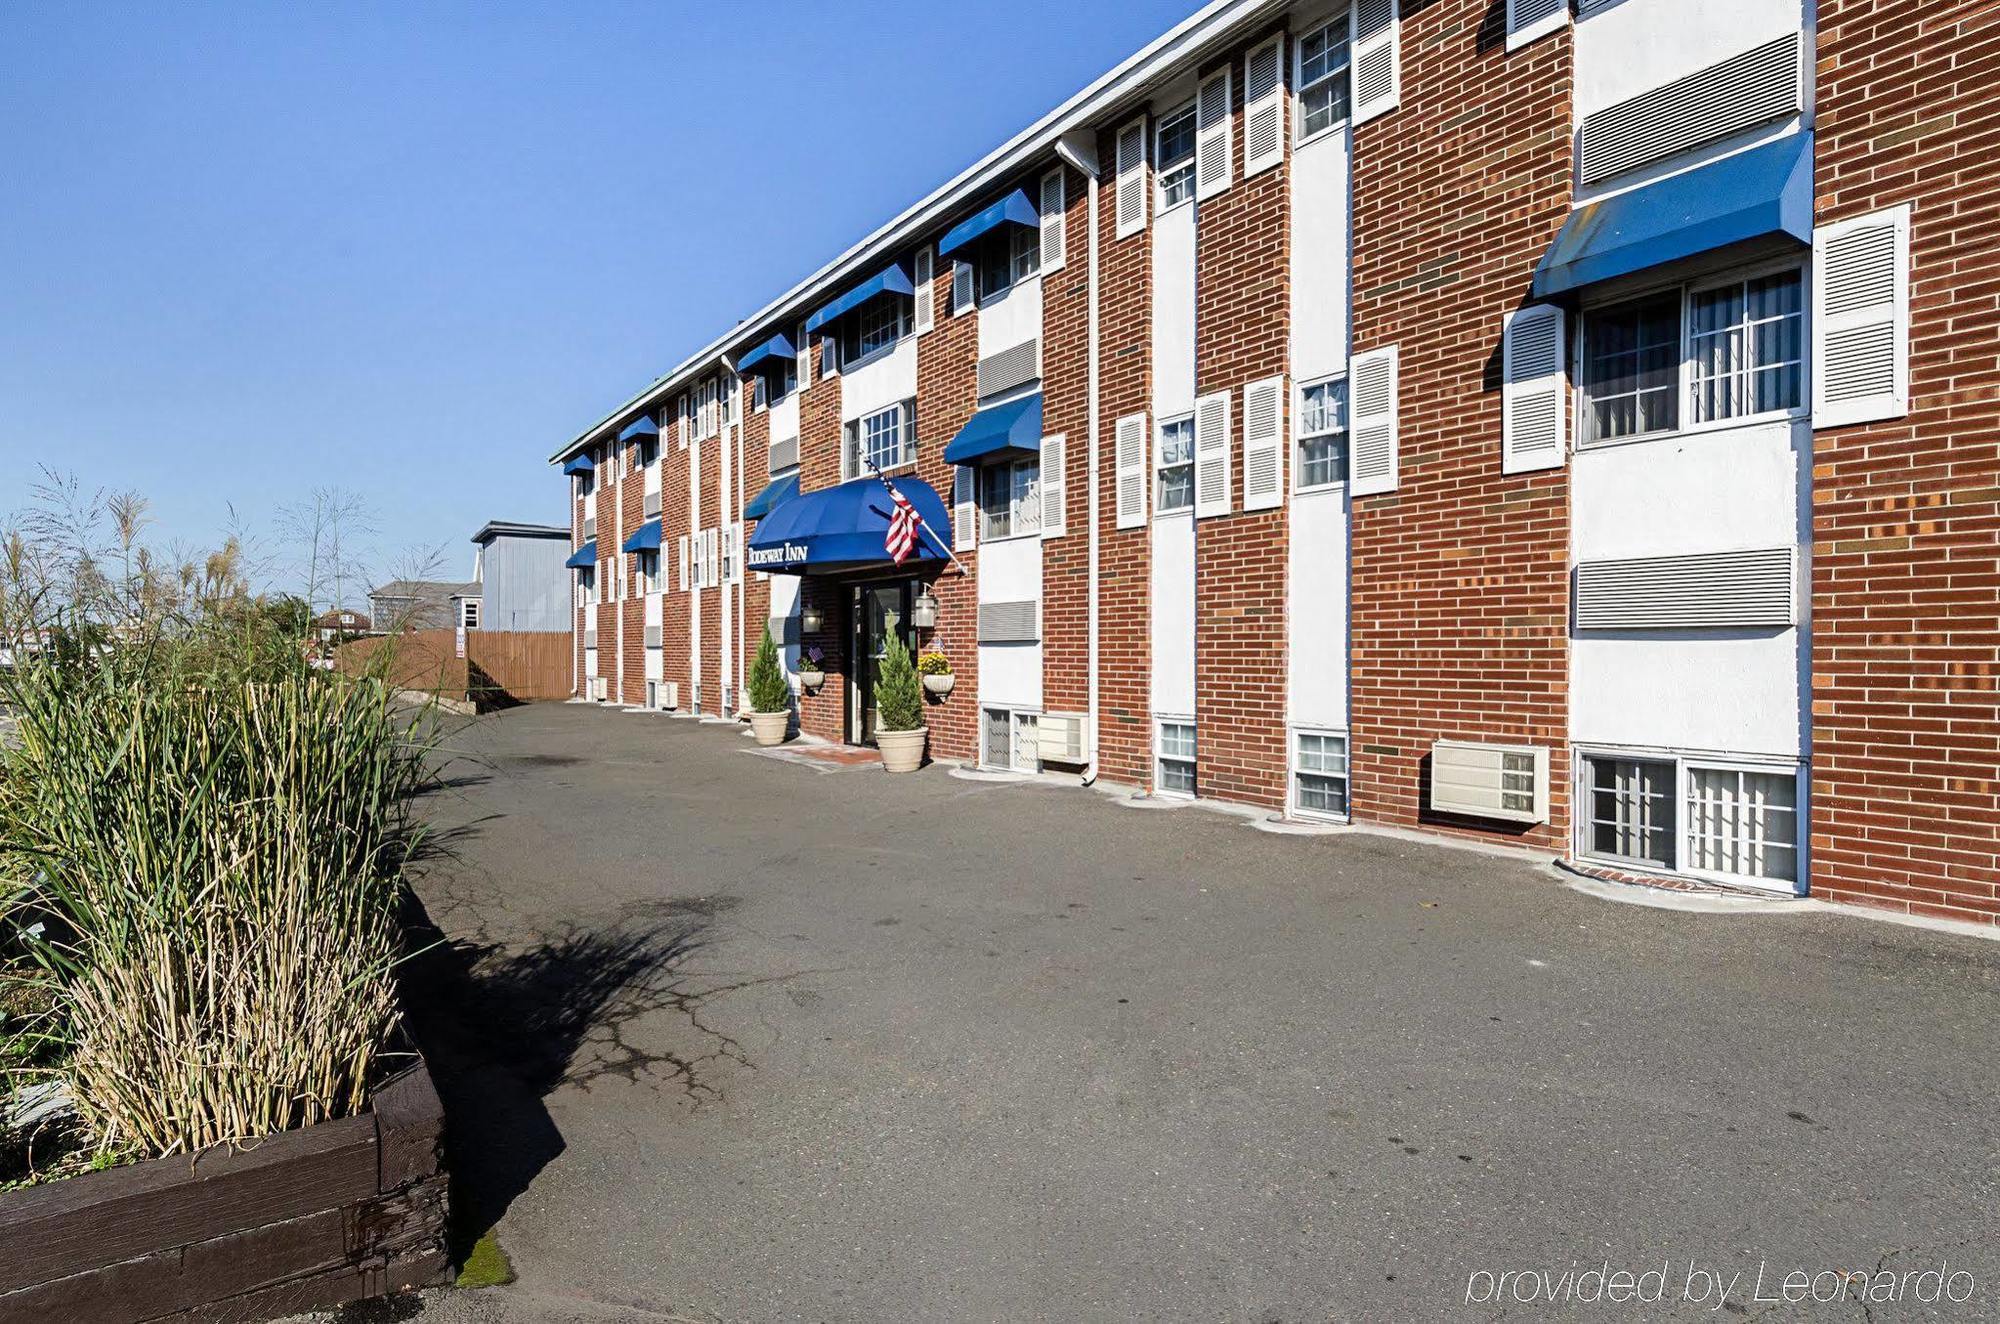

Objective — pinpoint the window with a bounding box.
[1293,731,1349,820]
[1156,414,1194,513]
[841,299,907,366]
[979,457,1042,540]
[1686,765,1797,884]
[983,708,1041,772]
[638,433,660,467]
[636,549,660,594]
[720,525,738,584]
[1580,265,1806,446]
[1156,102,1197,210]
[976,225,1041,302]
[1297,17,1351,141]
[1297,377,1349,489]
[1690,270,1805,425]
[845,401,916,477]
[577,465,595,498]
[1581,292,1680,442]
[1157,721,1196,797]
[1584,757,1675,869]
[581,566,597,605]
[756,361,796,407]
[460,598,479,630]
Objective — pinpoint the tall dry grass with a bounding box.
[0,636,434,1158]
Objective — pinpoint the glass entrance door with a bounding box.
[851,580,912,746]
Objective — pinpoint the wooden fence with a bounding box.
[337,629,570,708]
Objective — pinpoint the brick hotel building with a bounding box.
[550,0,2000,925]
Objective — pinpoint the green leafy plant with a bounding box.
[917,649,952,676]
[874,633,923,733]
[748,625,790,714]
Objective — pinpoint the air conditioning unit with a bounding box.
[661,681,678,710]
[1429,740,1548,824]
[1036,712,1090,764]
[591,676,609,702]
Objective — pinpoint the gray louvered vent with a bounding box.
[1511,0,1565,30]
[1578,34,1801,185]
[644,625,661,648]
[769,434,799,473]
[583,629,598,650]
[1575,547,1795,630]
[978,599,1040,643]
[583,515,597,541]
[978,339,1040,400]
[644,490,661,518]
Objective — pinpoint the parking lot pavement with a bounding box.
[370,702,2000,1322]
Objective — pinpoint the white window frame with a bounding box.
[1289,727,1351,823]
[1155,718,1197,799]
[581,565,598,606]
[1294,374,1350,494]
[1155,412,1195,515]
[978,455,1043,542]
[635,548,660,595]
[1573,746,1805,893]
[1294,13,1352,146]
[1155,100,1198,213]
[840,299,908,369]
[976,223,1042,305]
[980,705,1043,773]
[1576,258,1810,452]
[460,597,480,630]
[845,400,917,479]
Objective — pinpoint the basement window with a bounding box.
[1157,720,1196,797]
[1577,751,1801,889]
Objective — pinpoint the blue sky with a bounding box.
[0,0,1195,597]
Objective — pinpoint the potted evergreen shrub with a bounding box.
[918,648,954,697]
[872,633,927,773]
[746,625,792,746]
[798,645,826,690]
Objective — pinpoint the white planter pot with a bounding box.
[798,669,825,689]
[748,710,790,747]
[922,673,955,696]
[875,726,928,773]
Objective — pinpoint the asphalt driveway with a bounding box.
[377,703,1999,1322]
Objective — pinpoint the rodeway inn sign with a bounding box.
[747,541,809,570]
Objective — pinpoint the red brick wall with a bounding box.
[914,226,981,763]
[1096,121,1155,789]
[795,342,847,741]
[1346,0,1573,851]
[1809,0,2000,925]
[1194,27,1292,808]
[661,396,693,710]
[696,392,723,715]
[619,445,645,706]
[572,464,586,696]
[1041,164,1093,727]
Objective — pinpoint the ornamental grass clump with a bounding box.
[0,637,433,1160]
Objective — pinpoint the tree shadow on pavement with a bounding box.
[396,890,748,1266]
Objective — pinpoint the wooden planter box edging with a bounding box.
[0,1058,449,1323]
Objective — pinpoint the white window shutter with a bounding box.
[1349,346,1399,495]
[678,535,689,591]
[1194,391,1233,518]
[953,466,978,550]
[1115,412,1149,528]
[1040,168,1067,272]
[1351,0,1400,125]
[952,259,974,315]
[1814,204,1912,428]
[1242,375,1285,509]
[914,245,935,334]
[797,321,812,390]
[1506,0,1569,53]
[1502,304,1567,474]
[1115,116,1149,238]
[1040,434,1067,537]
[1196,68,1233,201]
[1243,35,1285,178]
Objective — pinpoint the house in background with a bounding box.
[368,580,481,633]
[469,521,572,632]
[312,607,371,644]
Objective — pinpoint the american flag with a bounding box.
[884,483,920,565]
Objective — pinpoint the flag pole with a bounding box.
[862,455,970,575]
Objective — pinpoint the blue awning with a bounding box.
[621,519,662,553]
[938,189,1040,261]
[736,334,796,376]
[561,453,595,476]
[746,476,952,574]
[564,541,597,569]
[618,415,658,444]
[1533,133,1814,300]
[744,471,800,521]
[803,264,914,334]
[942,392,1044,464]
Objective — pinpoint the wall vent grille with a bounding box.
[1578,33,1800,185]
[1574,546,1795,630]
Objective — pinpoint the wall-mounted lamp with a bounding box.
[911,588,940,630]
[801,604,826,635]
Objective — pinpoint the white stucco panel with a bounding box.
[840,336,919,424]
[977,274,1043,366]
[1150,511,1195,717]
[1152,203,1197,420]
[1286,487,1350,729]
[1289,130,1351,385]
